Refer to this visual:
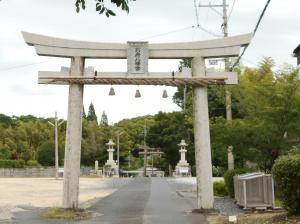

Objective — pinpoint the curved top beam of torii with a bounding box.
[22,31,253,59]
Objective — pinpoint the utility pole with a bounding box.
[48,112,64,179]
[200,0,233,170]
[222,0,232,121]
[199,1,232,120]
[143,123,147,177]
[116,131,124,177]
[128,150,131,168]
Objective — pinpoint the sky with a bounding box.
[0,0,299,123]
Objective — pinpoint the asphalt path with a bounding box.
[13,178,209,224]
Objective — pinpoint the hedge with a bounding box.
[0,159,25,168]
[272,154,300,214]
[213,181,228,197]
[26,160,39,167]
[224,168,250,198]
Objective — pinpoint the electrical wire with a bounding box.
[193,0,200,27]
[228,0,236,21]
[231,0,272,70]
[0,61,52,72]
[138,26,194,41]
[194,24,223,37]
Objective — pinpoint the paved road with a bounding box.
[13,178,210,224]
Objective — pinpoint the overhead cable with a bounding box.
[231,0,272,70]
[228,0,236,21]
[0,61,51,72]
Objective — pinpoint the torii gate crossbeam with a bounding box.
[22,31,253,210]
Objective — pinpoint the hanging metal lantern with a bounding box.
[109,87,115,96]
[162,89,168,98]
[135,89,141,98]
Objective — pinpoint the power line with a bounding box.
[138,26,194,41]
[193,0,200,27]
[0,61,51,72]
[194,24,223,37]
[231,0,272,70]
[195,0,223,37]
[228,0,236,21]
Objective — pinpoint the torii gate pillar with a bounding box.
[62,57,85,209]
[192,57,214,209]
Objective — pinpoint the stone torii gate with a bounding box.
[22,31,253,210]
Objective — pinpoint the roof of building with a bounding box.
[293,44,300,54]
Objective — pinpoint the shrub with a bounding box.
[0,159,25,168]
[37,141,55,166]
[224,168,250,198]
[213,181,228,197]
[21,150,31,162]
[272,153,300,214]
[26,160,39,167]
[212,166,225,177]
[0,147,10,159]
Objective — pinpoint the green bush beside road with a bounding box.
[272,149,300,214]
[213,181,228,197]
[224,168,251,198]
[0,159,25,168]
[26,160,40,167]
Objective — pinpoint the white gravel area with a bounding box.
[167,177,224,190]
[167,177,242,216]
[0,177,132,221]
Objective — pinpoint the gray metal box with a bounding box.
[234,172,275,208]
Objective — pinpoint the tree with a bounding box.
[75,0,135,17]
[87,103,98,124]
[100,111,108,125]
[147,111,194,174]
[37,141,55,166]
[0,114,13,128]
[82,106,87,119]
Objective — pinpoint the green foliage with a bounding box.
[0,114,14,128]
[87,103,98,124]
[44,207,92,220]
[27,160,39,167]
[100,111,108,125]
[288,146,300,156]
[213,181,228,197]
[75,0,133,17]
[272,152,300,214]
[0,146,10,159]
[20,150,31,162]
[212,166,225,177]
[224,168,250,198]
[147,111,193,174]
[37,142,55,166]
[82,106,87,119]
[0,159,25,168]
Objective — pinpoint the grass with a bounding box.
[237,212,300,224]
[275,199,283,208]
[43,207,93,220]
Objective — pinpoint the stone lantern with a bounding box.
[106,139,115,163]
[175,139,191,177]
[104,139,118,176]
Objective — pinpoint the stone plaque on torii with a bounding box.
[22,31,253,210]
